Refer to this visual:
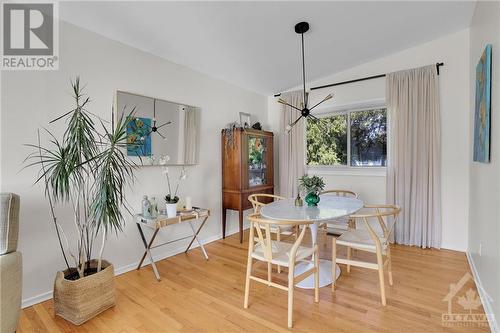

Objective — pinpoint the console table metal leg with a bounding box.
[185,216,209,260]
[136,224,161,281]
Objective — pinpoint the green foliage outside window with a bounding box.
[306,114,347,165]
[350,109,387,166]
[306,108,387,167]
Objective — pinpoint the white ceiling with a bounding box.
[60,1,476,95]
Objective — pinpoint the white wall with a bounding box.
[0,21,267,306]
[468,2,500,331]
[269,29,470,251]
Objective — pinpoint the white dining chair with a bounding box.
[318,190,359,272]
[248,194,297,274]
[331,204,401,305]
[320,189,359,236]
[243,213,319,328]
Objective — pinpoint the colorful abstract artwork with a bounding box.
[126,117,152,156]
[473,44,492,163]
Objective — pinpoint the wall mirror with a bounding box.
[116,91,200,165]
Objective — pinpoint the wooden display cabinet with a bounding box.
[221,128,274,243]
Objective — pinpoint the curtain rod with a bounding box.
[274,62,444,97]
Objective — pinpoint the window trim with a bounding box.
[304,99,388,174]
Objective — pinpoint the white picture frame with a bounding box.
[239,112,251,128]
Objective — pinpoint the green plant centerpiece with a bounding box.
[25,78,137,324]
[299,175,325,207]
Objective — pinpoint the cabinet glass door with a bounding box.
[248,136,268,187]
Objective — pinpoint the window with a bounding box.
[306,114,347,166]
[306,108,387,167]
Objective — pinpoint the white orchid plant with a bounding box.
[160,155,187,204]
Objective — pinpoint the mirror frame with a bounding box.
[114,90,201,166]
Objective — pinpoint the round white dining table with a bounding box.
[260,195,364,289]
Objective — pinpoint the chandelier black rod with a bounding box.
[301,33,306,106]
[274,62,444,97]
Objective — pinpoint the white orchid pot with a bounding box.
[165,203,177,218]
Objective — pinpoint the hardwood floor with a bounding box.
[18,231,490,332]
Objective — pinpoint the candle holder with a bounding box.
[294,188,303,207]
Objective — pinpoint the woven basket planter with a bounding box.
[53,260,115,325]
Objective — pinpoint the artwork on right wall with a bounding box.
[473,44,492,163]
[127,116,152,157]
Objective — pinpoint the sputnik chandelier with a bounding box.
[145,101,171,139]
[278,22,332,132]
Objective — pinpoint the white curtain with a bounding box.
[278,90,306,199]
[183,106,197,164]
[386,65,442,248]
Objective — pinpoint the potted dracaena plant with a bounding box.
[25,78,137,325]
[298,175,326,206]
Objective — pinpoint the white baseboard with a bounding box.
[21,226,245,309]
[113,231,224,276]
[466,251,498,333]
[21,291,53,309]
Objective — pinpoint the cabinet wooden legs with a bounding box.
[222,207,227,239]
[221,208,244,243]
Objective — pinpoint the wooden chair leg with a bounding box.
[244,257,252,309]
[267,262,272,286]
[244,222,254,309]
[324,225,328,248]
[348,219,356,260]
[349,218,356,230]
[347,246,352,273]
[376,251,386,306]
[314,247,319,302]
[288,271,294,328]
[277,231,281,274]
[332,237,337,292]
[386,246,393,286]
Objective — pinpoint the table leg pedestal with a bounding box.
[294,259,341,289]
[293,223,340,289]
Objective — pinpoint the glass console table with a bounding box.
[135,207,210,281]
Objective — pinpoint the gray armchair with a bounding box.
[0,193,21,333]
